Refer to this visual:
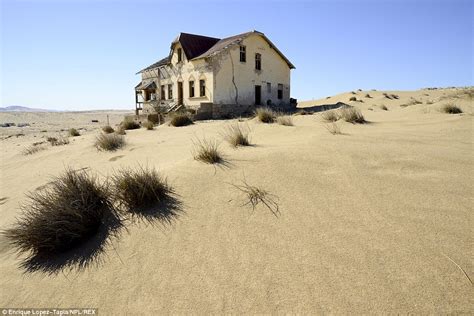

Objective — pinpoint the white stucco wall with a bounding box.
[211,34,291,107]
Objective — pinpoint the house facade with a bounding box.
[135,30,295,118]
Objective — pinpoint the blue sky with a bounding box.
[1,0,472,110]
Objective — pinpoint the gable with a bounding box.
[193,31,295,69]
[172,33,220,60]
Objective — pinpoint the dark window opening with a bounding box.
[189,80,195,98]
[240,46,246,62]
[177,48,182,62]
[199,79,206,97]
[277,84,283,99]
[160,85,165,100]
[255,53,261,70]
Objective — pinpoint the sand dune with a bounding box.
[0,88,472,313]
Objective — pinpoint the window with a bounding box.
[255,53,261,70]
[177,48,182,63]
[160,85,165,100]
[199,79,206,97]
[189,80,195,98]
[277,84,283,99]
[168,84,173,100]
[267,82,271,93]
[240,45,246,62]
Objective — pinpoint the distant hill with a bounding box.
[0,106,55,112]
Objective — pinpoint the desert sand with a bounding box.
[0,88,472,314]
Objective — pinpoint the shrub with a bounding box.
[144,121,155,130]
[68,128,80,137]
[47,136,69,146]
[339,107,366,123]
[169,113,193,127]
[365,94,372,98]
[102,126,115,134]
[324,123,342,135]
[379,104,388,111]
[116,126,126,135]
[121,120,140,130]
[321,110,339,122]
[254,107,275,123]
[112,166,174,217]
[193,138,223,164]
[223,123,251,147]
[3,169,115,260]
[349,96,357,102]
[276,115,293,126]
[441,104,462,114]
[95,133,125,151]
[426,100,434,105]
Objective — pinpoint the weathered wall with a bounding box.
[141,43,214,109]
[211,34,291,108]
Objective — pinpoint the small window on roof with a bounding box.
[177,48,182,62]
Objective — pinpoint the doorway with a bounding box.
[255,85,261,105]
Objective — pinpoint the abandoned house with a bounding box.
[134,30,295,119]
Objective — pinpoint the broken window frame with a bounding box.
[199,79,206,97]
[255,53,261,70]
[160,85,166,100]
[168,84,173,100]
[240,45,246,62]
[189,80,195,98]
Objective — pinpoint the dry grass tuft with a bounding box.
[102,126,115,134]
[144,121,155,130]
[276,115,294,126]
[379,104,388,110]
[254,107,275,123]
[230,179,279,217]
[47,136,69,146]
[339,107,366,123]
[223,123,251,147]
[2,168,120,272]
[22,145,47,155]
[68,128,80,137]
[324,122,342,135]
[169,113,193,127]
[349,96,357,101]
[365,94,372,98]
[401,98,423,107]
[440,103,462,114]
[121,120,140,130]
[293,109,312,116]
[321,110,339,122]
[95,133,125,151]
[112,166,179,222]
[193,138,223,164]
